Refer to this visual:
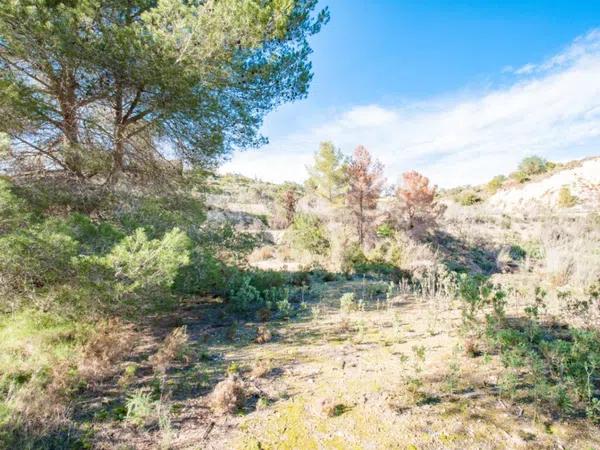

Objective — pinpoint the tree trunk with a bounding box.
[110,80,125,184]
[57,69,84,177]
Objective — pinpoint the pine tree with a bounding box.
[345,145,384,246]
[0,0,329,181]
[306,141,347,202]
[395,170,443,238]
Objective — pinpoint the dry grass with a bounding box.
[210,375,246,415]
[254,325,272,344]
[78,318,136,381]
[250,360,272,379]
[149,326,191,374]
[249,245,276,262]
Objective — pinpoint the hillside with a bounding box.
[487,157,600,213]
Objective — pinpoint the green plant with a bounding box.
[106,228,191,302]
[454,190,481,206]
[508,245,526,261]
[228,277,263,314]
[227,362,241,375]
[287,213,330,256]
[340,293,357,313]
[558,186,577,208]
[376,223,395,238]
[486,175,506,194]
[518,155,549,176]
[125,389,157,427]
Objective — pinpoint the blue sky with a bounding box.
[221,1,600,187]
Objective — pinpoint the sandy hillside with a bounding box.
[487,157,600,213]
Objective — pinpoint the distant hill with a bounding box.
[486,156,600,213]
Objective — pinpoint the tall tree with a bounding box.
[394,170,443,238]
[0,0,328,181]
[306,141,347,202]
[345,145,384,246]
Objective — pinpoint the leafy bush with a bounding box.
[0,226,78,300]
[558,186,577,208]
[287,213,330,256]
[376,223,394,238]
[118,194,205,239]
[510,171,530,184]
[125,389,157,427]
[0,178,29,233]
[174,224,257,297]
[518,156,549,176]
[227,277,263,313]
[508,245,527,260]
[340,243,368,275]
[459,279,600,421]
[486,175,506,194]
[106,228,191,301]
[454,190,482,206]
[340,293,357,312]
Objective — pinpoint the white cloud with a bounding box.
[221,29,600,187]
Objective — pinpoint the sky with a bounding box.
[220,1,600,187]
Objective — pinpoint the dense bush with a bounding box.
[558,186,577,208]
[105,228,191,301]
[454,190,482,206]
[0,226,78,298]
[459,277,600,421]
[486,175,506,194]
[174,224,257,297]
[287,213,330,256]
[118,194,206,239]
[518,156,551,176]
[0,177,29,233]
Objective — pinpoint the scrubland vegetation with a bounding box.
[1,1,600,449]
[1,145,598,449]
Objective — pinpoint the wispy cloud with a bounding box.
[221,29,600,187]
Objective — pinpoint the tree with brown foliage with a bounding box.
[280,187,299,227]
[345,146,385,246]
[394,170,444,238]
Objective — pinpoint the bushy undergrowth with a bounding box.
[286,213,330,256]
[459,274,600,422]
[0,177,265,445]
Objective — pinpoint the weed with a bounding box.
[125,389,157,427]
[255,325,273,344]
[150,326,191,374]
[340,292,357,313]
[211,375,246,415]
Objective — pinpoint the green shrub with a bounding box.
[174,224,257,297]
[508,245,526,261]
[125,389,157,427]
[518,156,549,176]
[119,195,205,239]
[59,214,124,255]
[340,243,368,274]
[510,171,530,184]
[105,228,191,300]
[486,175,506,194]
[287,213,330,256]
[0,227,78,298]
[558,186,577,208]
[463,282,600,421]
[376,223,395,238]
[454,190,482,206]
[0,178,29,233]
[228,276,263,313]
[340,293,357,312]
